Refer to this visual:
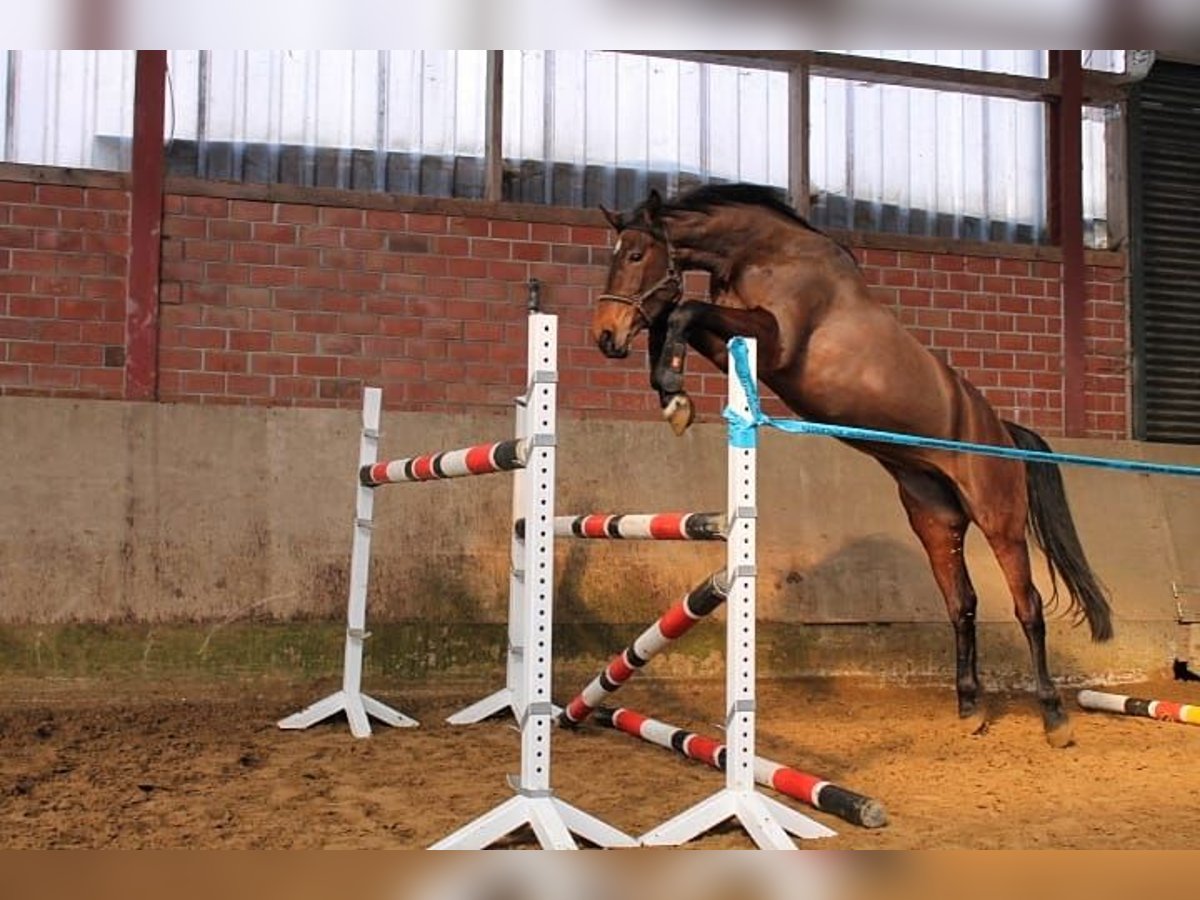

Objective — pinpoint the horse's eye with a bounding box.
[629,250,644,262]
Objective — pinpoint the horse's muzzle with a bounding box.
[597,329,629,359]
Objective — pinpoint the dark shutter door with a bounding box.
[1132,60,1200,443]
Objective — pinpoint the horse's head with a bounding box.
[593,189,681,359]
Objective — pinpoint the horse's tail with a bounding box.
[1004,421,1113,642]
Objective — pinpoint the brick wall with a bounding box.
[1,169,1130,439]
[0,179,131,398]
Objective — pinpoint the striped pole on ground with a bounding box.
[360,438,528,486]
[1078,689,1200,725]
[594,706,888,829]
[515,512,726,541]
[557,570,728,727]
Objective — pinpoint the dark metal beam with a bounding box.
[1050,50,1087,436]
[125,50,167,401]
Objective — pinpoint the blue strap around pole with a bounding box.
[723,337,1200,479]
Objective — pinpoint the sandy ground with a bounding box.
[1,674,1198,850]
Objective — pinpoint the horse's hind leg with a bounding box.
[986,532,1073,748]
[890,467,985,733]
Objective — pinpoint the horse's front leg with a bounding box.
[653,301,781,435]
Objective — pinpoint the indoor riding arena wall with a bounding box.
[2,165,1191,687]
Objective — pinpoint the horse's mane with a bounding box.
[654,182,858,266]
[665,183,819,232]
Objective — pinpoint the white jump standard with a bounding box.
[276,386,418,738]
[279,311,633,850]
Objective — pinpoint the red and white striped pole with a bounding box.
[557,570,728,727]
[516,512,725,541]
[1078,689,1200,725]
[594,706,888,829]
[361,438,528,486]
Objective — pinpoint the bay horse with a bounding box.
[592,183,1112,748]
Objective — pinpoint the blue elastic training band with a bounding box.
[726,335,1200,479]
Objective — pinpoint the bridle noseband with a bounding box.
[595,227,681,329]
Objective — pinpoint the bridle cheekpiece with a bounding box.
[595,225,682,329]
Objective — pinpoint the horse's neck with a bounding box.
[665,209,782,280]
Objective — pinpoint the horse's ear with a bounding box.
[598,204,624,231]
[643,188,663,223]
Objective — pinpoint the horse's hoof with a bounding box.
[663,394,695,436]
[1045,720,1075,749]
[960,710,988,736]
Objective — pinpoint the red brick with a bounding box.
[0,362,30,384]
[252,223,297,244]
[321,248,365,270]
[249,267,297,288]
[56,344,105,366]
[227,374,272,395]
[272,332,316,354]
[84,189,128,210]
[407,255,448,276]
[206,350,249,373]
[513,242,549,262]
[343,229,386,251]
[9,342,56,364]
[948,273,981,293]
[209,219,253,241]
[55,298,106,320]
[408,214,447,234]
[362,251,407,274]
[80,322,122,343]
[0,226,36,249]
[230,200,274,221]
[230,331,272,352]
[275,291,320,312]
[275,203,319,224]
[318,334,361,355]
[34,230,85,253]
[323,293,363,313]
[491,220,530,240]
[339,313,379,335]
[446,257,488,279]
[343,272,383,293]
[472,238,511,259]
[0,272,36,291]
[37,185,86,207]
[277,246,322,268]
[487,261,528,282]
[531,223,570,243]
[319,207,365,228]
[338,358,381,379]
[163,216,207,239]
[181,371,226,393]
[570,225,609,247]
[551,244,590,266]
[298,225,344,248]
[0,181,36,203]
[365,210,408,230]
[379,317,420,338]
[30,365,78,387]
[232,243,275,266]
[12,206,58,228]
[59,209,105,230]
[249,309,293,330]
[179,328,227,349]
[297,356,338,377]
[298,268,341,290]
[160,348,203,370]
[295,313,339,333]
[275,377,318,399]
[448,216,490,237]
[83,232,130,255]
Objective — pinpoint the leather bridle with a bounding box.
[595,227,682,329]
